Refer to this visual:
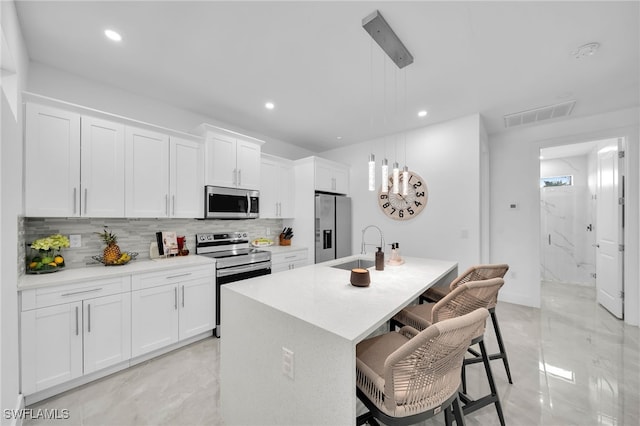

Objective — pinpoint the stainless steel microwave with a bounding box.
[204,186,259,219]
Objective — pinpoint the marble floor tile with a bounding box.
[25,281,639,425]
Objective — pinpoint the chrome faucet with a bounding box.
[361,225,385,255]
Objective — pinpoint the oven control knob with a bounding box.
[207,235,214,241]
[242,233,247,238]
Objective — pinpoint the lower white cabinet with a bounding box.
[270,248,309,274]
[20,278,131,395]
[131,266,215,357]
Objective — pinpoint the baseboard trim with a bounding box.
[5,393,25,426]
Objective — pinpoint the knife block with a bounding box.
[279,233,291,246]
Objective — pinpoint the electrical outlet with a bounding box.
[69,234,81,248]
[266,227,271,236]
[282,347,294,380]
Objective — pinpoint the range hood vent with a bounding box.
[503,100,576,128]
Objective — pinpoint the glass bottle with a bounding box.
[375,247,385,271]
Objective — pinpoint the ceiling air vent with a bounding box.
[503,100,576,128]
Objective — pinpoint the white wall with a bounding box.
[320,114,483,272]
[490,108,639,325]
[27,62,315,160]
[1,0,29,421]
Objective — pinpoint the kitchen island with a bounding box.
[220,254,457,425]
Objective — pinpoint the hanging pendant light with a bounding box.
[392,161,400,194]
[402,165,409,196]
[368,154,376,191]
[381,158,389,193]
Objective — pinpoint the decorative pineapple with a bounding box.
[97,227,121,265]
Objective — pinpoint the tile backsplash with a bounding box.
[22,217,284,271]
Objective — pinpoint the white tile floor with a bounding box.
[25,282,640,426]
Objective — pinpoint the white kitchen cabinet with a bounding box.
[20,302,83,394]
[81,116,125,217]
[170,136,204,218]
[20,277,131,395]
[125,126,170,217]
[83,293,131,374]
[260,155,294,218]
[196,124,264,190]
[25,103,81,217]
[131,265,215,357]
[269,248,309,274]
[315,157,349,194]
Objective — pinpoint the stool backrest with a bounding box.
[450,264,509,308]
[384,308,490,415]
[432,278,504,325]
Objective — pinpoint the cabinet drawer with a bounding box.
[131,265,214,291]
[271,249,308,266]
[21,276,131,311]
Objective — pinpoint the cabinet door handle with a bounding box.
[75,306,79,336]
[61,288,102,297]
[182,285,185,308]
[285,255,296,259]
[87,303,91,333]
[165,194,169,216]
[84,188,88,214]
[232,168,237,185]
[166,273,192,279]
[172,195,176,216]
[73,188,77,215]
[238,169,242,186]
[174,287,178,310]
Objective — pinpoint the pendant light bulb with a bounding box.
[368,154,376,191]
[392,162,400,194]
[381,159,389,193]
[402,166,409,196]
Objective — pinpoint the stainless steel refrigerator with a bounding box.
[315,193,352,263]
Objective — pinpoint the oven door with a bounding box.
[215,261,271,337]
[205,186,259,219]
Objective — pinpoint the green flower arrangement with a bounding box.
[30,234,70,251]
[27,234,70,273]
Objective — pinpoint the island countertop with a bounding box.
[223,254,457,343]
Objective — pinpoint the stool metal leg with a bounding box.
[460,338,506,426]
[490,308,513,384]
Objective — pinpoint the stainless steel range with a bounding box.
[196,231,271,337]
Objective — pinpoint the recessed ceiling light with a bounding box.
[336,136,342,140]
[104,29,122,42]
[265,102,275,110]
[417,110,428,118]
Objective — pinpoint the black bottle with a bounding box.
[375,247,384,271]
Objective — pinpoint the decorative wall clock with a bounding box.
[378,171,428,220]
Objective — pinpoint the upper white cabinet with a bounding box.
[170,137,204,218]
[81,116,125,217]
[314,157,349,194]
[195,124,264,190]
[125,126,170,217]
[25,103,81,217]
[25,98,204,219]
[260,155,294,218]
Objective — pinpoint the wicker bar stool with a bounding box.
[392,278,506,426]
[421,264,513,384]
[356,308,490,426]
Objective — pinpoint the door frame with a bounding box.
[537,136,628,320]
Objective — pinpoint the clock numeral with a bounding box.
[382,202,390,209]
[414,200,422,207]
[399,210,404,218]
[416,191,425,198]
[380,194,388,200]
[390,207,396,215]
[413,181,422,189]
[408,207,415,215]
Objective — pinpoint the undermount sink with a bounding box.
[330,259,375,271]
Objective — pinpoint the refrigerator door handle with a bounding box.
[323,229,332,249]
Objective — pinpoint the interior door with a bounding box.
[595,140,623,318]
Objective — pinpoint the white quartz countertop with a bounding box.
[223,254,457,343]
[18,255,216,291]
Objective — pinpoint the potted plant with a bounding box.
[27,234,70,274]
